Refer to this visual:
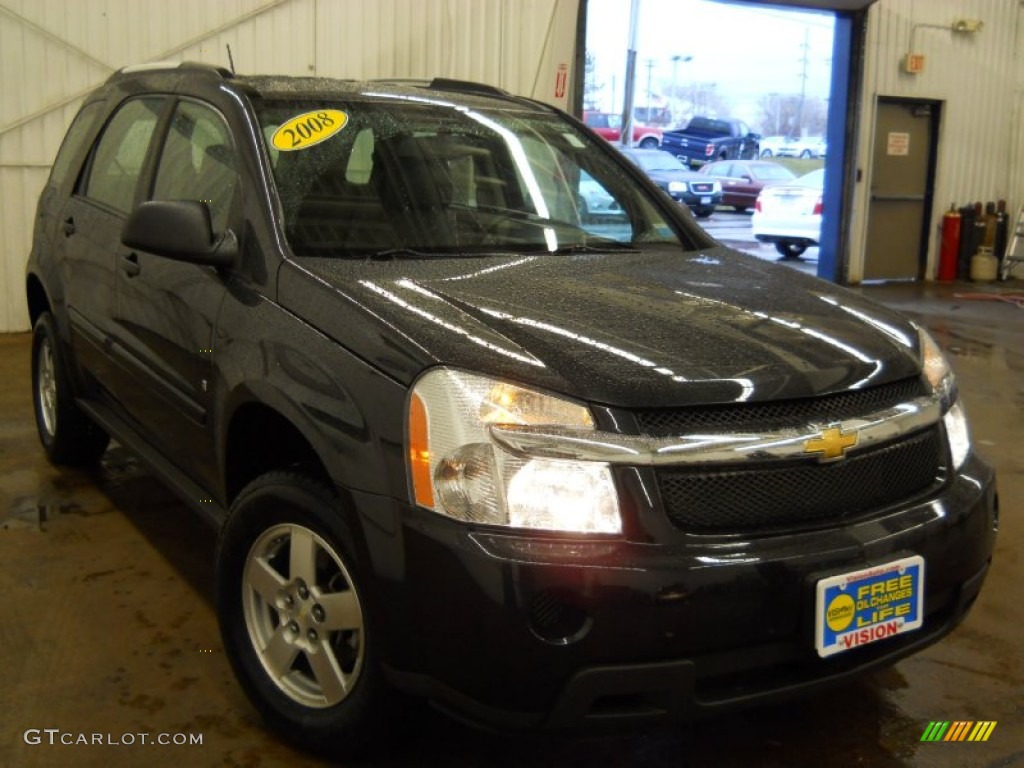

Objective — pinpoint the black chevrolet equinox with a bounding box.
[26,63,997,756]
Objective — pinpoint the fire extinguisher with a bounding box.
[938,204,960,281]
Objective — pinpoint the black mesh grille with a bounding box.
[634,377,925,435]
[656,427,945,534]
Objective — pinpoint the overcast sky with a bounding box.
[586,0,835,124]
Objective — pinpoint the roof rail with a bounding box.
[111,61,233,79]
[427,78,510,98]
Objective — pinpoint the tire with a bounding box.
[761,149,773,158]
[733,205,748,213]
[800,150,812,159]
[694,208,714,219]
[775,241,808,259]
[31,312,109,466]
[638,137,659,149]
[217,471,389,758]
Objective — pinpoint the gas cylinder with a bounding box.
[971,246,998,281]
[957,204,976,279]
[983,201,997,247]
[938,205,961,281]
[994,199,1009,266]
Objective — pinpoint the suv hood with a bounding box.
[285,246,922,408]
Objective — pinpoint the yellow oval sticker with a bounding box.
[271,109,348,151]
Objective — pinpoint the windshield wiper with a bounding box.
[546,242,641,254]
[363,247,439,261]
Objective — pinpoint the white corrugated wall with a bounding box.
[0,0,579,333]
[848,0,1024,281]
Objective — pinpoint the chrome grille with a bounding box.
[655,426,945,534]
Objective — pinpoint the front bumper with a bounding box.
[671,191,722,215]
[353,453,996,730]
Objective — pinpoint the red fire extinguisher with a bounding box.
[938,205,961,281]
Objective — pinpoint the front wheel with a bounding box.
[31,312,109,465]
[217,472,389,758]
[694,208,714,219]
[760,149,773,158]
[800,149,813,159]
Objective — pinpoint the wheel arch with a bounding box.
[25,273,50,328]
[221,396,335,505]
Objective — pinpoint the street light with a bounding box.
[670,54,693,125]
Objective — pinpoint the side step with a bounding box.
[76,399,226,528]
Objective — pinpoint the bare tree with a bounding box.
[583,52,603,111]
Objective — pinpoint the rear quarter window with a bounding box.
[48,102,103,190]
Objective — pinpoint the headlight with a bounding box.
[408,369,621,533]
[668,181,689,193]
[918,327,970,468]
[943,400,971,469]
[918,327,956,408]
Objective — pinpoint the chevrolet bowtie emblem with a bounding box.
[804,426,858,462]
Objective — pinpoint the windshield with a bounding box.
[255,96,690,258]
[796,168,826,188]
[755,165,796,181]
[630,151,685,173]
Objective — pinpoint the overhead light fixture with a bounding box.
[952,19,983,33]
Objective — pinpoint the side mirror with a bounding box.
[122,200,237,269]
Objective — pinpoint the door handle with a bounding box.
[121,253,141,278]
[62,217,76,237]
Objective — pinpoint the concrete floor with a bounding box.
[0,280,1021,768]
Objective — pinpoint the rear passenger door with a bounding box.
[111,98,237,480]
[62,96,167,396]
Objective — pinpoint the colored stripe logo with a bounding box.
[921,721,997,742]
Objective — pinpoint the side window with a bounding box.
[83,98,164,214]
[49,102,103,190]
[153,101,238,234]
[345,128,374,184]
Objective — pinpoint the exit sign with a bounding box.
[903,53,926,74]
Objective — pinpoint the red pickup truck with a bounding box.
[583,111,662,148]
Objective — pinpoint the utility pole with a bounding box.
[645,58,655,117]
[621,0,640,147]
[794,27,810,137]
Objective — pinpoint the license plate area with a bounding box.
[815,555,924,658]
[700,196,712,204]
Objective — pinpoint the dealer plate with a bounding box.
[815,555,924,658]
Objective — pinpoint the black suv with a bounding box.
[26,63,996,755]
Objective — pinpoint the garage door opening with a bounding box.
[580,0,852,282]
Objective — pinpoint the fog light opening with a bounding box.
[527,589,591,645]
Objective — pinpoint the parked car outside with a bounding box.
[699,160,796,212]
[660,116,760,168]
[752,167,826,258]
[583,110,662,148]
[578,171,621,219]
[779,136,827,158]
[619,147,722,217]
[26,63,995,758]
[758,135,788,157]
